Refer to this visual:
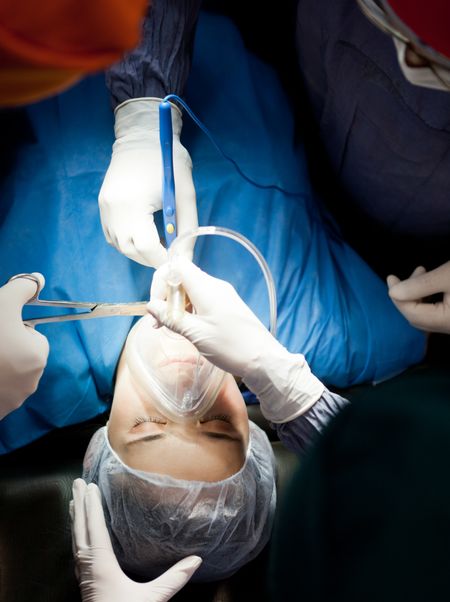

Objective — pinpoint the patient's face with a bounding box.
[108,353,250,482]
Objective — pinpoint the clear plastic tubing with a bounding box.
[168,226,277,337]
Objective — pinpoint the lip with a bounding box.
[158,356,204,368]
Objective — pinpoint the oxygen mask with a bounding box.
[126,225,278,422]
[126,315,226,422]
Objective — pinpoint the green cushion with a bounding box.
[269,363,450,602]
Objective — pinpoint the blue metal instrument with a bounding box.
[159,100,177,248]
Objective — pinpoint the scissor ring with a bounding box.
[7,273,41,301]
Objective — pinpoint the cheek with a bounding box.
[221,395,248,421]
[213,383,246,415]
[113,360,152,410]
[111,364,167,428]
[109,376,144,430]
[211,380,249,429]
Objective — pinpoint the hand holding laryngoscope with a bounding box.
[70,479,202,602]
[148,257,324,424]
[98,97,198,268]
[0,273,49,419]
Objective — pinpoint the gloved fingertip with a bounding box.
[147,314,163,329]
[147,313,162,329]
[411,265,426,277]
[386,275,401,289]
[72,477,85,491]
[86,482,100,495]
[71,479,86,504]
[85,483,103,509]
[188,555,203,570]
[30,272,45,291]
[147,299,166,321]
[134,238,168,269]
[174,555,203,573]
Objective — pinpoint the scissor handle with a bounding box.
[8,273,95,310]
[7,273,41,302]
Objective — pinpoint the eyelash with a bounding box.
[200,414,231,424]
[133,416,167,427]
[132,414,231,427]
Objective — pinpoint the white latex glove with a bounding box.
[147,257,324,423]
[98,97,198,268]
[70,478,202,602]
[387,262,450,334]
[0,273,49,419]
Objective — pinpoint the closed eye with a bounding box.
[132,416,167,428]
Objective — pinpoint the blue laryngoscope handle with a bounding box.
[159,100,177,247]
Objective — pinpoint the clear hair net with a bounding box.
[82,421,277,582]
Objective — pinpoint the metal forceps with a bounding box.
[11,274,148,327]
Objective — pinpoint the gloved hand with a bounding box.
[147,257,324,423]
[99,98,198,268]
[387,262,450,334]
[0,273,49,419]
[70,478,202,602]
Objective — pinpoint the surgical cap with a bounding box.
[83,421,277,582]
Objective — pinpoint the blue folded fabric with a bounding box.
[0,13,425,453]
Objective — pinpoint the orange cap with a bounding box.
[0,0,148,106]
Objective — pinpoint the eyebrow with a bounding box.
[202,431,242,443]
[127,433,166,446]
[127,431,241,446]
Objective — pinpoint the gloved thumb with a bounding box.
[147,299,202,340]
[2,273,45,312]
[145,556,202,601]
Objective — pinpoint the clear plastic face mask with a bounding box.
[125,315,226,422]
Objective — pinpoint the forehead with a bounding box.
[120,427,246,481]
